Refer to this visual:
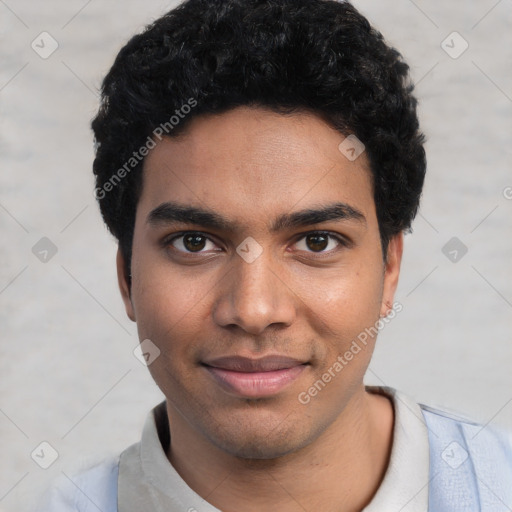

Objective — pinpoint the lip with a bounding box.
[202,355,308,398]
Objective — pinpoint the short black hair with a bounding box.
[91,0,426,277]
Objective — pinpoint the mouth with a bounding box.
[201,355,309,398]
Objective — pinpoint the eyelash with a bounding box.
[163,231,349,257]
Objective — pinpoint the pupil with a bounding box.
[184,234,206,252]
[307,234,328,252]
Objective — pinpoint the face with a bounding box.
[118,106,402,459]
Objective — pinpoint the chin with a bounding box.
[216,434,302,460]
[203,412,315,461]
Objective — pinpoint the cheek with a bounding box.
[294,259,384,331]
[130,265,211,398]
[130,254,217,349]
[291,266,384,386]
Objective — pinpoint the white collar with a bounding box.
[363,386,430,512]
[118,386,430,512]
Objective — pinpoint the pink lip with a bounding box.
[202,355,308,398]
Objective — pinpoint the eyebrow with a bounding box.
[147,201,366,232]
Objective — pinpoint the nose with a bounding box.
[212,250,297,336]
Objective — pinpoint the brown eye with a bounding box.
[294,232,345,254]
[183,234,207,252]
[306,233,329,252]
[169,232,218,253]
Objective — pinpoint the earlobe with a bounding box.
[116,248,136,322]
[380,232,404,318]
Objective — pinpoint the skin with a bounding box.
[117,106,403,512]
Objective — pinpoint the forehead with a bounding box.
[137,107,376,231]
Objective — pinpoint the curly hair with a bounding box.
[91,0,426,276]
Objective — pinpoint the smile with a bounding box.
[202,355,308,398]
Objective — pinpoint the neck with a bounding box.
[165,386,394,512]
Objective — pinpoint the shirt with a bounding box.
[36,386,512,511]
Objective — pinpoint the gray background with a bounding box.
[1,1,511,510]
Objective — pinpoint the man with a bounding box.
[38,0,512,510]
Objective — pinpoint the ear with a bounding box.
[380,232,404,318]
[116,248,136,322]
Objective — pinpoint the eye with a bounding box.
[164,230,348,257]
[167,232,219,253]
[293,232,346,253]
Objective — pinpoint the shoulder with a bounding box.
[35,455,119,512]
[420,402,512,453]
[419,403,512,509]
